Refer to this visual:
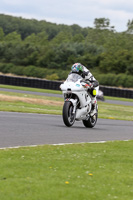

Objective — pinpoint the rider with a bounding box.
[70,63,99,115]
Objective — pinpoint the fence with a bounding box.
[0,75,133,99]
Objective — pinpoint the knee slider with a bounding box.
[92,89,96,97]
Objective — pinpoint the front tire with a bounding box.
[82,113,98,128]
[63,101,75,127]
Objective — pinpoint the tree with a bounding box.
[127,19,133,33]
[72,33,84,42]
[4,31,21,43]
[0,27,4,41]
[24,31,48,46]
[94,18,110,29]
[51,31,72,44]
[94,18,115,32]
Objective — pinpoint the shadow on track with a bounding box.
[53,124,107,131]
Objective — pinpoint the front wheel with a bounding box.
[82,113,98,128]
[63,101,76,127]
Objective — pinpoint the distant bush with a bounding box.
[0,63,133,88]
[95,73,133,88]
[0,63,14,73]
[46,73,59,80]
[10,65,24,76]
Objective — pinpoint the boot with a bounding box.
[90,98,98,116]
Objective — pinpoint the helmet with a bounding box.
[71,63,83,73]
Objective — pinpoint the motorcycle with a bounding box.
[60,73,98,128]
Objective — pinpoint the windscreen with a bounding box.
[66,73,82,83]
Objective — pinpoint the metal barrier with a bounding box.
[0,75,133,99]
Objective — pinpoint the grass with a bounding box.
[0,101,62,115]
[0,100,133,120]
[0,140,133,200]
[0,91,63,115]
[98,103,133,121]
[105,96,133,102]
[0,84,133,102]
[0,89,133,120]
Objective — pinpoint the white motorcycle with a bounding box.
[60,73,98,128]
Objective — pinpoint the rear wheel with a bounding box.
[82,113,98,128]
[63,101,76,127]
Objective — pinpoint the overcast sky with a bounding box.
[0,0,133,32]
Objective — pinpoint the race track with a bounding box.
[0,111,133,148]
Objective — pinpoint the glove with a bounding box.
[89,83,94,89]
[85,83,93,89]
[82,71,88,78]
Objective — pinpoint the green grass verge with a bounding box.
[0,84,133,102]
[0,101,62,115]
[104,96,133,102]
[0,141,133,200]
[98,102,133,121]
[0,90,63,101]
[0,100,132,121]
[0,85,133,120]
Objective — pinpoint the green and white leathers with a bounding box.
[82,65,99,95]
[71,63,99,116]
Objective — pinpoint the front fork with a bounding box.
[65,99,77,114]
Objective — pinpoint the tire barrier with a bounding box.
[99,85,133,99]
[0,75,133,99]
[0,75,61,90]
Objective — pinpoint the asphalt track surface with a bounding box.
[0,87,133,148]
[0,88,133,106]
[0,111,133,148]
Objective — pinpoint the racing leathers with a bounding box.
[71,65,99,116]
[81,66,99,115]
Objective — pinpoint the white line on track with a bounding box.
[0,140,130,150]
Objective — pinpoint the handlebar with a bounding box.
[80,80,90,84]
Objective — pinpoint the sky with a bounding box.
[0,0,133,32]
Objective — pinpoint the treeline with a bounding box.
[0,14,133,88]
